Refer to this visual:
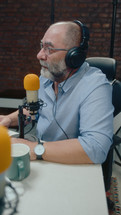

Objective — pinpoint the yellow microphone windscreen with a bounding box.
[0,126,12,173]
[24,74,40,91]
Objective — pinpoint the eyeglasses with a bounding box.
[40,42,68,56]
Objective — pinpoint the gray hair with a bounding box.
[63,21,81,49]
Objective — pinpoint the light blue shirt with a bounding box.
[36,62,114,163]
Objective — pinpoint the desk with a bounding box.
[7,161,109,215]
[0,89,25,109]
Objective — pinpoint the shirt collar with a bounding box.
[58,62,89,93]
[41,62,89,92]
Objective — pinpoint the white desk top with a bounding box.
[4,161,109,215]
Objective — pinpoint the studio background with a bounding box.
[0,0,121,93]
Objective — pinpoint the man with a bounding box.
[0,21,114,164]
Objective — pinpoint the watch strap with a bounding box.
[38,138,44,145]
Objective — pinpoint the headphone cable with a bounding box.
[52,69,74,139]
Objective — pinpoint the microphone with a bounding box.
[19,73,44,138]
[24,73,40,103]
[23,73,41,121]
[0,126,12,201]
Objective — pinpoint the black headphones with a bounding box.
[65,20,90,69]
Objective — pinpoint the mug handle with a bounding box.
[17,160,24,180]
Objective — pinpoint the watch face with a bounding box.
[34,144,45,156]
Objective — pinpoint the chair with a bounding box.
[112,80,121,166]
[102,80,121,190]
[86,57,121,191]
[86,57,116,81]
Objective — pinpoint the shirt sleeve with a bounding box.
[78,82,114,164]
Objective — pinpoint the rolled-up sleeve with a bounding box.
[78,82,114,163]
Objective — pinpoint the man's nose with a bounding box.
[37,49,47,60]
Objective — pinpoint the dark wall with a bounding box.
[0,0,121,93]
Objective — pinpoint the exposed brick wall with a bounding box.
[0,0,121,93]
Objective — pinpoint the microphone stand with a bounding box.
[18,106,26,138]
[51,0,55,24]
[109,0,118,58]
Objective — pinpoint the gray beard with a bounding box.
[40,60,67,82]
[41,67,57,81]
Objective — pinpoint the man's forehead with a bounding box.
[42,24,67,46]
[46,23,66,35]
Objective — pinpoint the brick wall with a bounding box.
[0,0,121,93]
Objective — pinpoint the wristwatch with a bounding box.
[34,139,45,160]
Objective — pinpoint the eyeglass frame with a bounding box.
[40,41,69,56]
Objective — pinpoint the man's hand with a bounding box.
[0,115,12,127]
[11,137,38,161]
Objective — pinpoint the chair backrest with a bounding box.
[85,57,120,191]
[86,57,116,81]
[112,80,121,117]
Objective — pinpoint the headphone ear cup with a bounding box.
[65,47,86,69]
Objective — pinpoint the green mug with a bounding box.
[6,143,30,181]
[0,173,6,200]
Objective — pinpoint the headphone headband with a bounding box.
[65,20,90,69]
[73,20,90,49]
